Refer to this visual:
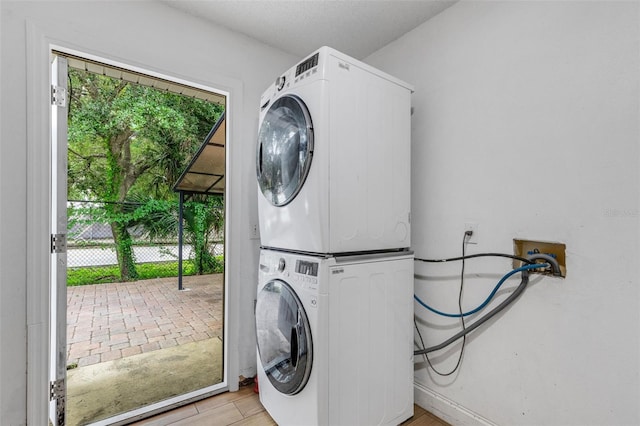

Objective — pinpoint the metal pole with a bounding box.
[178,191,184,291]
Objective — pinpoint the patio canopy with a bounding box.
[173,112,226,290]
[61,52,226,106]
[173,111,226,195]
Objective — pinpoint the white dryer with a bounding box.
[256,46,413,254]
[255,248,414,426]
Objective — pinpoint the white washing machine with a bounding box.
[256,46,414,255]
[255,248,414,426]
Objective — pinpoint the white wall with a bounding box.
[0,2,295,424]
[366,1,639,425]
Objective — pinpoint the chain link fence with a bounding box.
[67,200,223,286]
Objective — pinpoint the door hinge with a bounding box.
[51,233,67,254]
[50,378,66,425]
[51,84,67,107]
[50,378,65,401]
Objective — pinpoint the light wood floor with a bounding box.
[132,385,449,426]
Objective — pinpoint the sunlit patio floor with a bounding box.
[66,274,224,368]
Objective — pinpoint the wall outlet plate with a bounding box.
[464,222,479,244]
[250,222,260,240]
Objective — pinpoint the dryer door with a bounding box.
[256,279,313,395]
[256,95,314,206]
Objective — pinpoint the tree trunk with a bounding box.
[195,238,206,275]
[106,130,143,282]
[110,222,138,281]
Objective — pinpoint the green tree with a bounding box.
[183,196,225,275]
[138,195,225,275]
[68,68,224,281]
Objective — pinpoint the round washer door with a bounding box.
[255,279,313,395]
[256,95,314,206]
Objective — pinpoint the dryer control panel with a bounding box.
[295,53,319,77]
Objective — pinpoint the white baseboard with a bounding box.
[414,382,497,426]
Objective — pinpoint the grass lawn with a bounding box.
[67,257,223,286]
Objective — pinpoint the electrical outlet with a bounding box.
[250,222,260,240]
[513,239,566,277]
[464,222,478,244]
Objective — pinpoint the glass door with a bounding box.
[256,95,314,206]
[255,279,313,395]
[52,51,229,426]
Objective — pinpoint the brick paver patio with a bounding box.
[67,274,223,367]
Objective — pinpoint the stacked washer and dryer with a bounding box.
[254,47,414,426]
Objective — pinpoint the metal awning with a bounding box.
[173,112,226,291]
[59,51,226,106]
[173,112,226,195]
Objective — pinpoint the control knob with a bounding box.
[276,75,286,91]
[278,258,286,272]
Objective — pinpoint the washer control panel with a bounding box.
[295,259,318,289]
[259,251,321,286]
[295,260,318,276]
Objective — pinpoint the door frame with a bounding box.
[49,54,68,426]
[25,23,243,425]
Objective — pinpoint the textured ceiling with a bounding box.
[163,0,457,59]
